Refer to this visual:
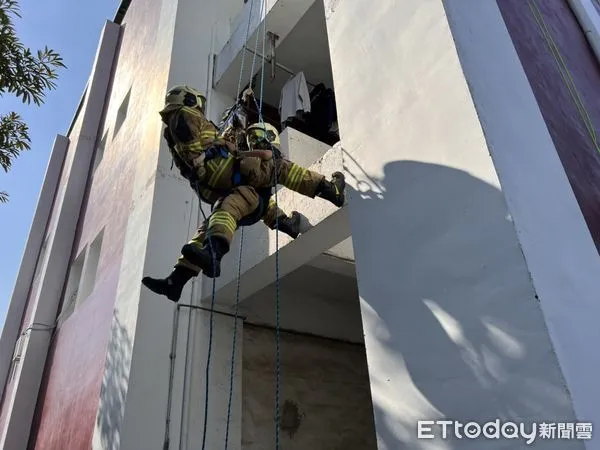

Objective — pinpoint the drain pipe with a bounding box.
[163,303,245,449]
[163,306,181,450]
[567,0,600,64]
[267,31,279,81]
[164,25,220,450]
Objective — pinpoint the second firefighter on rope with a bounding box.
[142,85,345,301]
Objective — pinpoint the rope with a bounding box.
[224,1,269,449]
[235,0,257,100]
[199,0,282,447]
[235,0,283,445]
[224,227,244,449]
[248,0,267,123]
[254,2,283,447]
[200,205,216,450]
[527,0,600,154]
[273,138,282,450]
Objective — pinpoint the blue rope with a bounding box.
[201,0,281,447]
[201,222,217,450]
[273,151,281,450]
[248,0,266,123]
[236,0,257,100]
[251,0,281,445]
[259,0,267,115]
[254,2,282,448]
[224,228,244,449]
[223,1,260,448]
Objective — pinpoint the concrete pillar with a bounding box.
[0,134,68,402]
[0,21,121,450]
[325,0,599,448]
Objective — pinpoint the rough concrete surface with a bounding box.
[242,324,377,450]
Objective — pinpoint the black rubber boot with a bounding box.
[273,211,301,239]
[316,172,346,207]
[181,237,229,279]
[141,266,196,302]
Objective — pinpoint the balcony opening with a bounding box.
[215,0,339,150]
[177,233,375,448]
[239,238,377,449]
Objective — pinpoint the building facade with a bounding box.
[2,0,600,448]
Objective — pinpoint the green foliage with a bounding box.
[0,0,66,202]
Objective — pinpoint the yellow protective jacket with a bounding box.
[163,106,236,203]
[166,106,233,173]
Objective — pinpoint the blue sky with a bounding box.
[0,0,120,329]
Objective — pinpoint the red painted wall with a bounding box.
[0,103,85,440]
[498,0,600,252]
[0,2,167,448]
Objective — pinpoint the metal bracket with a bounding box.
[267,31,280,81]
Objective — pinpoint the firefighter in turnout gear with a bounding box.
[142,85,345,302]
[217,88,300,237]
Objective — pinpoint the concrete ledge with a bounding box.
[280,127,331,168]
[307,252,356,278]
[326,237,354,261]
[202,145,350,305]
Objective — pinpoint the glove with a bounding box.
[224,140,238,154]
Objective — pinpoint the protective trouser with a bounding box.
[175,193,293,275]
[262,198,287,229]
[199,154,322,194]
[200,156,323,246]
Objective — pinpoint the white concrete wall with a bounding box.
[242,324,377,449]
[324,0,587,448]
[121,0,248,448]
[242,265,363,343]
[91,0,181,448]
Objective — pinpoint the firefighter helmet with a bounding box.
[246,122,280,150]
[163,85,206,111]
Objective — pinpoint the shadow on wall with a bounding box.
[96,316,132,450]
[342,156,579,449]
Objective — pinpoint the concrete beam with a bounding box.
[307,253,356,279]
[325,236,354,261]
[213,0,316,94]
[207,207,350,306]
[201,145,350,305]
